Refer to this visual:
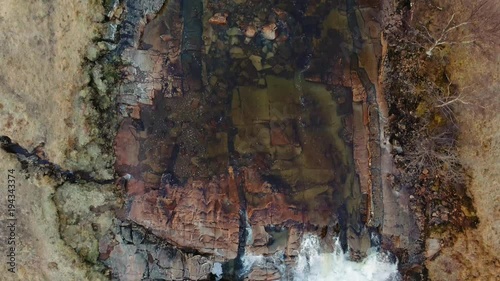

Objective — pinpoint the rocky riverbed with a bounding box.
[0,0,498,280]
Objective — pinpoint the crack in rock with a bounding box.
[0,135,115,185]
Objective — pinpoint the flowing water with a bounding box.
[293,235,400,281]
[220,233,401,281]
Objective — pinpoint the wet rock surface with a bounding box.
[109,0,393,279]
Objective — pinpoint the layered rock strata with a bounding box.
[108,0,413,279]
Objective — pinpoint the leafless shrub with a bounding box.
[406,126,464,185]
[416,0,500,56]
[420,13,474,57]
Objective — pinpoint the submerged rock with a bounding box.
[209,13,228,26]
[230,47,246,58]
[227,27,243,36]
[249,55,263,71]
[262,23,277,40]
[245,25,257,38]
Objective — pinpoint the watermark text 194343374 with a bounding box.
[6,169,17,273]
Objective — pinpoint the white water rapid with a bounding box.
[229,234,401,281]
[293,234,401,281]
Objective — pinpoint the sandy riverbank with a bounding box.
[0,1,105,280]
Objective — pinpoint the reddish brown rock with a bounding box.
[262,23,277,40]
[244,169,303,227]
[352,103,371,220]
[351,72,367,103]
[270,126,290,146]
[246,267,282,281]
[128,105,141,119]
[209,13,228,26]
[244,25,257,38]
[126,179,146,196]
[128,177,241,258]
[124,166,334,265]
[326,58,352,86]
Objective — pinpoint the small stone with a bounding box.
[249,55,263,71]
[209,13,228,25]
[229,36,240,45]
[230,47,246,59]
[425,239,441,258]
[226,27,243,36]
[244,25,257,38]
[103,23,117,41]
[262,23,277,40]
[266,52,274,59]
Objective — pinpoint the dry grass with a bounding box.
[411,1,500,279]
[0,1,106,280]
[0,0,103,164]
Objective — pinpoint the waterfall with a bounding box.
[225,233,401,281]
[293,235,401,281]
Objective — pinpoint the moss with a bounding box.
[415,102,428,118]
[460,205,476,218]
[55,182,121,265]
[102,56,122,83]
[431,112,446,128]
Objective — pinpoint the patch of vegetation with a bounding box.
[383,0,480,240]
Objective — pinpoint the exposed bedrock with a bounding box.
[108,0,418,279]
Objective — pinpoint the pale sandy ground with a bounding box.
[426,47,500,280]
[0,0,106,280]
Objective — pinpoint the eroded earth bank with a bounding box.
[0,0,498,280]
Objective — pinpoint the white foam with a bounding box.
[211,262,223,280]
[241,254,264,274]
[293,235,401,281]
